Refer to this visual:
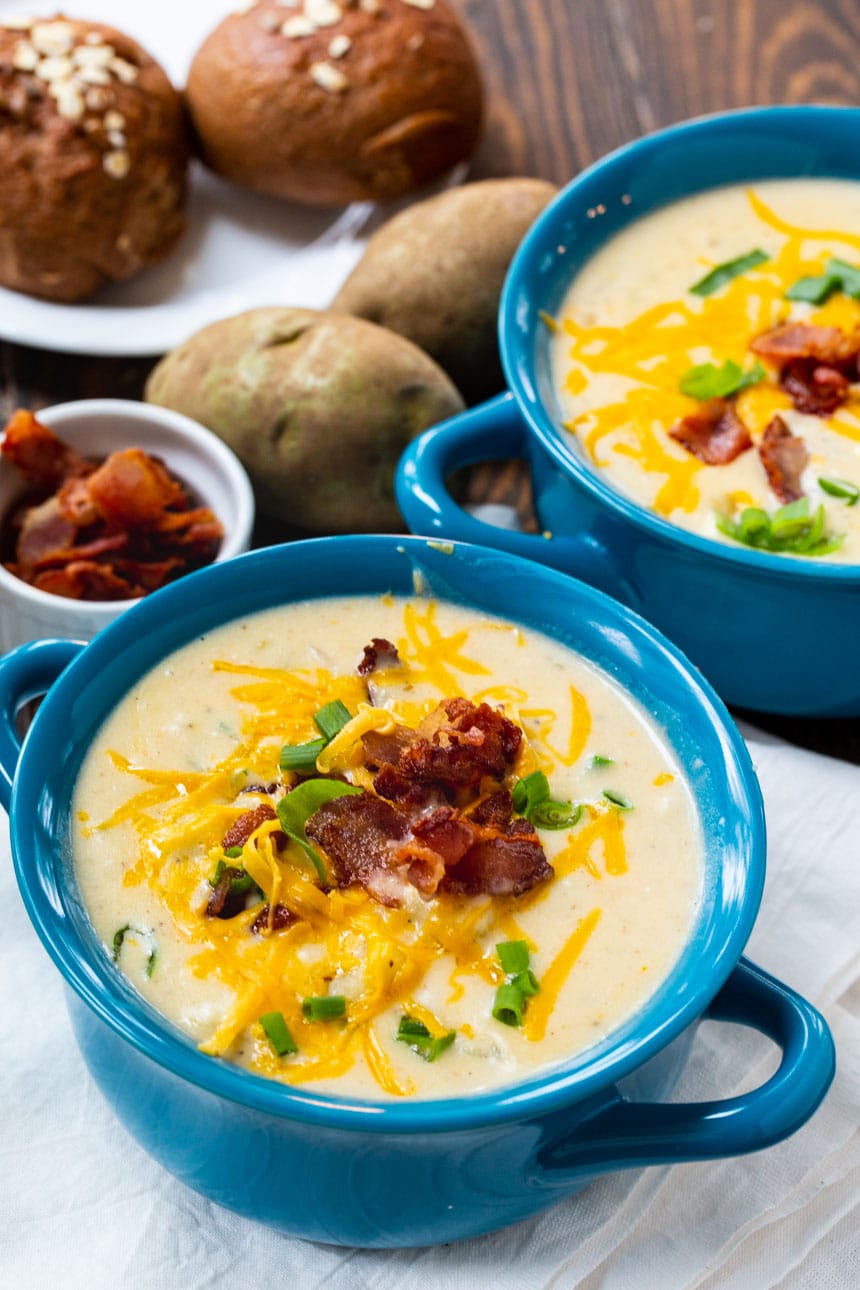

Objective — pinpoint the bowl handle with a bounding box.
[396,393,630,600]
[538,958,835,1180]
[0,639,83,812]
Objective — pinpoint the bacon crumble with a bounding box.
[1,409,224,600]
[668,398,753,465]
[758,415,809,503]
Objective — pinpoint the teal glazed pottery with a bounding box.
[0,537,834,1247]
[397,106,860,716]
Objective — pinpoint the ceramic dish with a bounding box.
[0,399,254,653]
[0,536,834,1247]
[397,105,860,716]
[0,0,372,354]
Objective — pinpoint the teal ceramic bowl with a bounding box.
[397,105,860,716]
[0,537,834,1246]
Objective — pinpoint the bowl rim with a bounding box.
[500,102,860,584]
[0,397,256,616]
[9,535,766,1133]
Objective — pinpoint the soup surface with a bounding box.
[72,596,701,1099]
[552,179,860,562]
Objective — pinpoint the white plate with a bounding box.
[0,0,375,355]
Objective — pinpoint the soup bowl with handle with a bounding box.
[397,105,860,716]
[0,535,834,1247]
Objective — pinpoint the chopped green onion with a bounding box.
[260,1011,298,1056]
[819,476,860,505]
[678,358,765,400]
[223,845,243,859]
[603,789,633,810]
[395,1015,456,1062]
[689,248,769,297]
[302,994,347,1021]
[738,507,772,545]
[530,800,583,830]
[279,738,327,774]
[313,699,353,742]
[112,925,129,959]
[493,982,526,1027]
[589,755,614,768]
[785,274,841,305]
[770,497,811,541]
[511,770,550,815]
[826,256,860,298]
[716,500,844,557]
[496,940,530,975]
[277,779,363,884]
[512,969,540,998]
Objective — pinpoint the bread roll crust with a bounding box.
[186,0,483,206]
[0,16,188,303]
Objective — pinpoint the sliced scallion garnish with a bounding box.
[589,754,614,768]
[678,358,765,400]
[493,982,527,1027]
[260,1011,298,1056]
[512,969,540,998]
[302,994,347,1021]
[785,274,841,305]
[496,940,530,975]
[819,476,860,505]
[529,800,583,830]
[279,737,327,774]
[689,248,769,297]
[223,845,243,859]
[716,498,844,557]
[603,789,634,810]
[825,256,860,298]
[313,699,353,742]
[395,1015,456,1062]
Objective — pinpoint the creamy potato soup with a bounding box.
[72,596,701,1099]
[552,179,860,561]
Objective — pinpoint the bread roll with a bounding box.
[0,15,188,303]
[186,0,483,206]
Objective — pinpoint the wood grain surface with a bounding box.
[2,0,859,759]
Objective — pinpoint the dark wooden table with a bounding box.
[2,0,859,760]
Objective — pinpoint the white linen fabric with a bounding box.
[1,727,857,1289]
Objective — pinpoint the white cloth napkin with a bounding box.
[1,726,858,1289]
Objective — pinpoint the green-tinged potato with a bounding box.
[332,178,559,403]
[145,307,464,533]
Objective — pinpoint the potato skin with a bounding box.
[331,178,559,403]
[144,307,464,533]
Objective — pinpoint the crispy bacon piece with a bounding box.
[668,398,753,465]
[780,360,850,416]
[0,409,91,487]
[470,789,514,829]
[357,637,401,676]
[86,449,186,528]
[759,415,809,503]
[222,802,277,851]
[399,698,522,789]
[395,805,477,897]
[206,866,247,919]
[441,819,553,897]
[307,788,553,905]
[15,496,77,569]
[1,410,224,599]
[31,560,138,600]
[306,793,409,907]
[250,904,297,935]
[750,322,860,367]
[361,726,414,769]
